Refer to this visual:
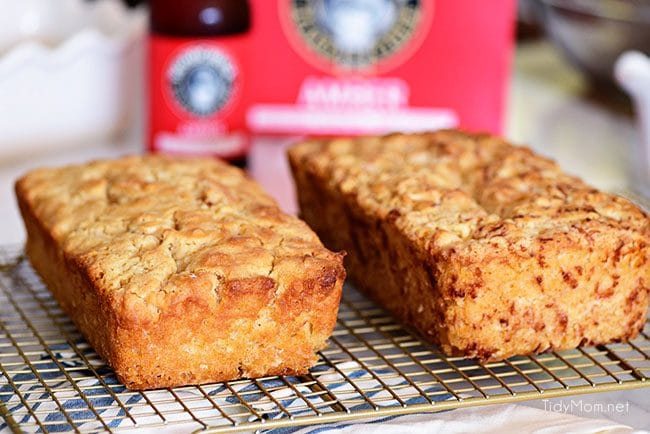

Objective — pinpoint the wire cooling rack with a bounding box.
[0,244,648,434]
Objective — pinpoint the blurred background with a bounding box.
[0,0,649,245]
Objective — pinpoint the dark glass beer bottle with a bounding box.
[148,0,251,166]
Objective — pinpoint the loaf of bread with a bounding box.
[288,130,650,362]
[16,155,345,389]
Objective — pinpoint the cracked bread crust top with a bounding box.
[293,131,649,251]
[16,155,345,388]
[289,130,650,361]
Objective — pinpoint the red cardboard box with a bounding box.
[246,0,515,136]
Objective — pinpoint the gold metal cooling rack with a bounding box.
[0,241,648,433]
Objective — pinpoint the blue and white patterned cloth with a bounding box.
[1,345,640,434]
[0,342,453,433]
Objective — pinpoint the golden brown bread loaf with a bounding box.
[16,155,345,389]
[288,130,650,361]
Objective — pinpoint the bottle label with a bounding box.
[149,35,248,159]
[168,47,236,117]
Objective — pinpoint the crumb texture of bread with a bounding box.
[16,155,345,389]
[288,130,650,361]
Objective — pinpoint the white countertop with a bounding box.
[0,40,647,430]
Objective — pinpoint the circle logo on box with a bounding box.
[283,0,434,72]
[168,47,236,117]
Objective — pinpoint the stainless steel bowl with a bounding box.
[538,0,650,84]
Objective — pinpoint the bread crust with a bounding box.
[288,130,650,361]
[16,155,345,389]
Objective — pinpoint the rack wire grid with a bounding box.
[1,190,649,434]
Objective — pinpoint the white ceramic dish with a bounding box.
[615,51,650,197]
[0,0,146,160]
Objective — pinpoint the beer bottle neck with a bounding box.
[150,0,250,37]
